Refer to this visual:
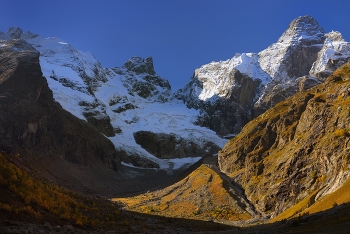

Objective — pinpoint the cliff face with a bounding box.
[218,62,350,217]
[0,39,122,191]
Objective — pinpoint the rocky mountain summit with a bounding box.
[177,16,350,136]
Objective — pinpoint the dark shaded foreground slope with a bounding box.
[1,150,350,234]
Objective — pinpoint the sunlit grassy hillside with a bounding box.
[113,164,252,222]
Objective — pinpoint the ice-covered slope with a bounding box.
[0,27,226,171]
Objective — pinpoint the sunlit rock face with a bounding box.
[310,31,350,80]
[176,61,264,136]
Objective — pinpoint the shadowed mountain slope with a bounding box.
[0,39,123,193]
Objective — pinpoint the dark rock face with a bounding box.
[112,56,171,102]
[118,150,160,169]
[134,131,220,159]
[122,56,156,75]
[83,113,116,137]
[218,63,350,217]
[0,40,121,171]
[253,76,321,117]
[78,99,117,137]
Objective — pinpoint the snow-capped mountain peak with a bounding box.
[258,16,326,82]
[177,15,350,136]
[277,15,325,45]
[182,53,271,103]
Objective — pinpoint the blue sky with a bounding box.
[1,0,350,90]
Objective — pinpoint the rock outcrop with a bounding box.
[134,131,220,159]
[218,62,350,217]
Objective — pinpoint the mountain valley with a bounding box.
[1,15,350,233]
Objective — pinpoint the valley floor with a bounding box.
[1,152,350,233]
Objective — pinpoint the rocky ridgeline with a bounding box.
[1,28,171,138]
[176,16,350,136]
[218,62,350,217]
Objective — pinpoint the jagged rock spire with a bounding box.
[122,56,156,75]
[7,27,24,39]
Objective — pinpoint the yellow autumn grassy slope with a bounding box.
[302,177,350,215]
[271,177,350,223]
[113,164,251,221]
[0,152,125,227]
[270,189,321,222]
